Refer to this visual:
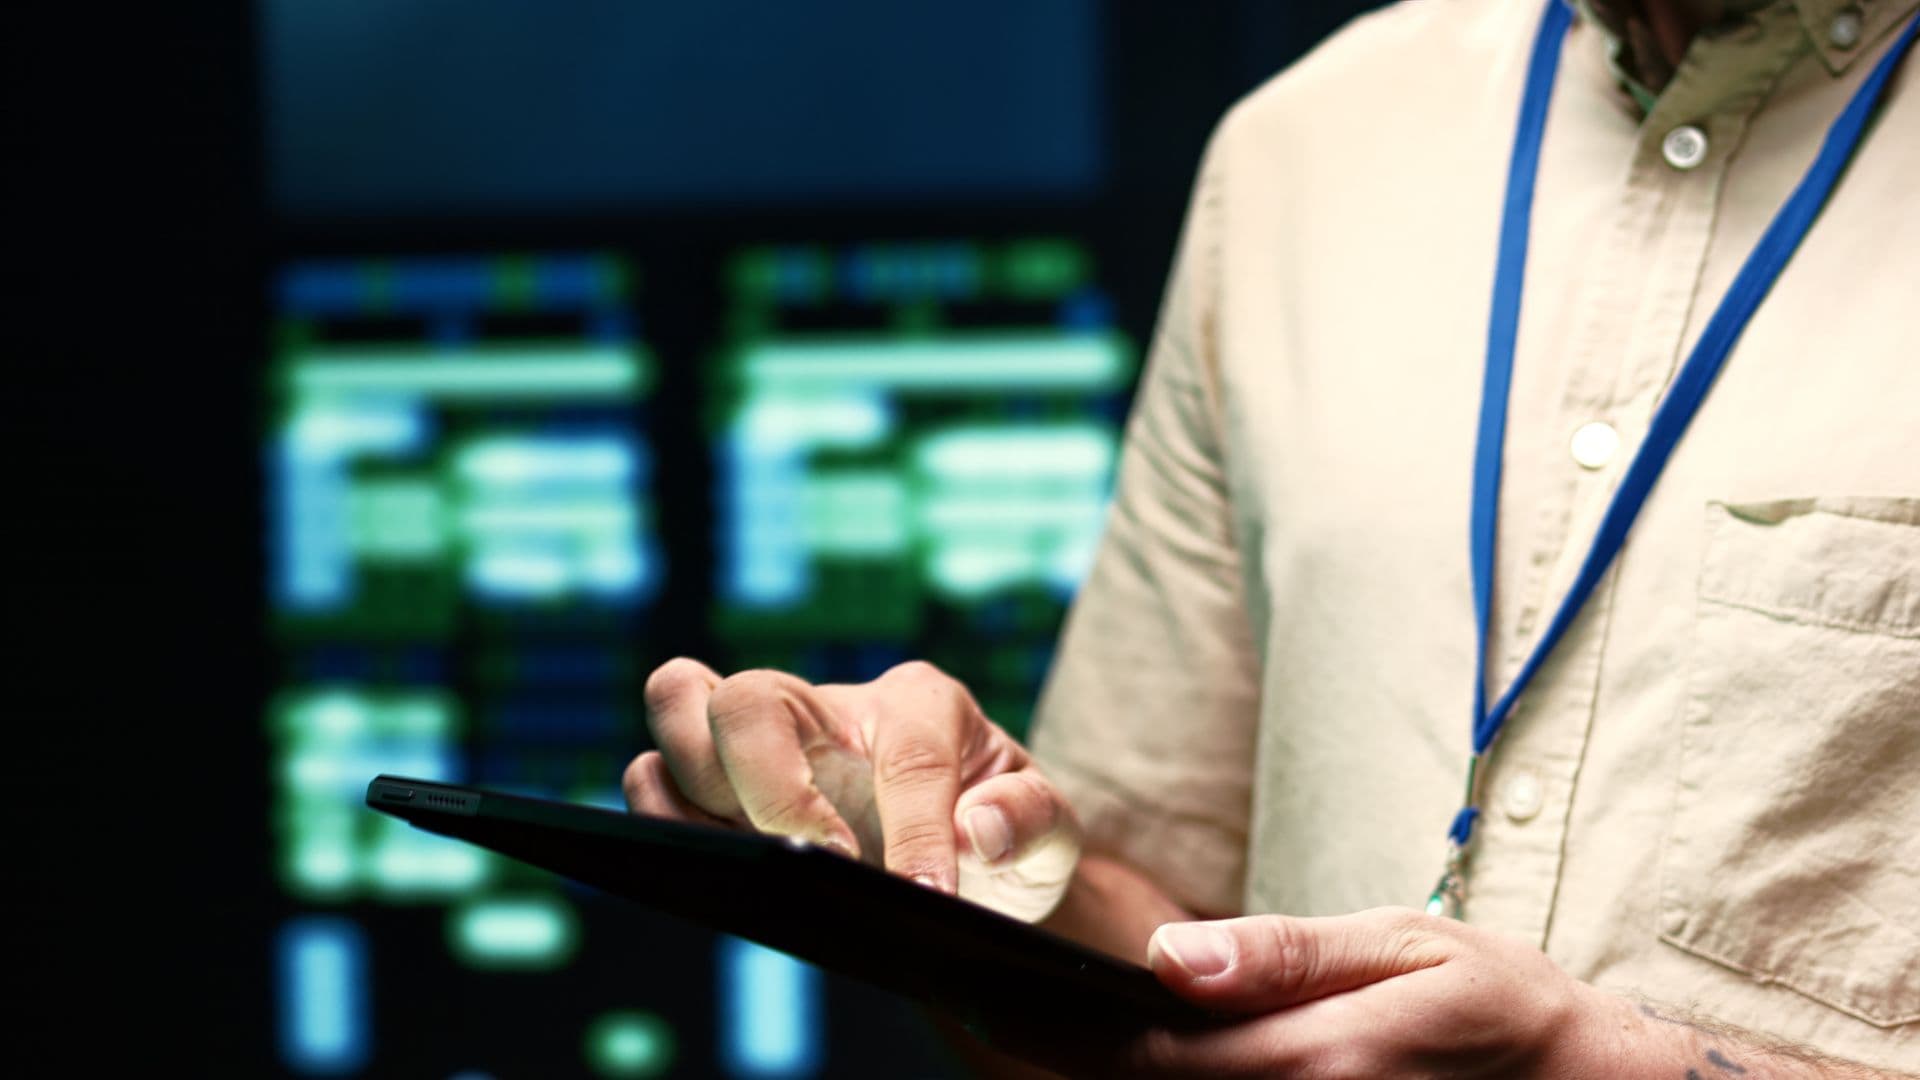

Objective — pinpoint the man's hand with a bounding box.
[1085,907,1909,1079]
[621,658,1082,921]
[1103,907,1604,1077]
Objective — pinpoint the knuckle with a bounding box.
[645,653,706,691]
[707,669,797,733]
[643,656,711,711]
[879,660,970,703]
[875,738,955,788]
[1256,918,1317,999]
[884,818,952,856]
[1005,768,1055,809]
[1373,906,1448,970]
[993,771,1064,838]
[1373,904,1428,936]
[1386,934,1435,978]
[882,659,948,685]
[748,787,825,830]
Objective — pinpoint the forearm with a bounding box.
[1587,998,1918,1080]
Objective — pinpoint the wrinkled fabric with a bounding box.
[1030,0,1919,1067]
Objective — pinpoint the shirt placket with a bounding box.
[1465,7,1808,945]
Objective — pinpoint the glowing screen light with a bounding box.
[719,938,823,1078]
[715,240,1134,737]
[266,252,664,1073]
[278,917,369,1075]
[447,895,582,969]
[270,254,656,626]
[585,1010,677,1079]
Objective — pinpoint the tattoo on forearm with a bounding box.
[1687,1052,1752,1080]
[1681,1044,1751,1079]
[1633,1000,1916,1080]
[1707,1048,1750,1074]
[1643,1004,1750,1078]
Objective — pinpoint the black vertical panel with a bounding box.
[13,0,273,1071]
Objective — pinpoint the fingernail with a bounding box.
[912,874,940,890]
[819,836,858,860]
[963,805,1012,864]
[1154,924,1234,978]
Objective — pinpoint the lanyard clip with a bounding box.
[1425,841,1467,919]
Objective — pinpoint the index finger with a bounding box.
[705,669,863,858]
[642,657,743,821]
[865,662,974,893]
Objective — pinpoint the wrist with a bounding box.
[1538,985,1672,1079]
[1038,852,1191,965]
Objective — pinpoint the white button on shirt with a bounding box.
[1662,123,1710,169]
[1831,8,1865,48]
[1568,420,1620,469]
[1502,769,1545,823]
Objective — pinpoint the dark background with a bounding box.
[15,2,1380,1074]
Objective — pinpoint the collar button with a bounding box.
[1830,8,1864,50]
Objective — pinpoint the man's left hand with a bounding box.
[1116,906,1624,1078]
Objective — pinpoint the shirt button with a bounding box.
[1662,125,1709,170]
[1829,8,1863,49]
[1569,420,1620,469]
[1503,769,1545,823]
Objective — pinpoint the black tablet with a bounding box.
[364,775,1216,1042]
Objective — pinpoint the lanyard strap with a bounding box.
[1453,1,1918,851]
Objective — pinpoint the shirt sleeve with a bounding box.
[1028,126,1261,917]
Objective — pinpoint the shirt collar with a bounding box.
[1578,0,1919,106]
[1791,0,1920,74]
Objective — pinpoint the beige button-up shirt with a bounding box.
[1030,0,1919,1065]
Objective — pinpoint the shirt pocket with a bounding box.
[1659,497,1920,1028]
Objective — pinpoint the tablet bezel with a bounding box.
[364,774,1216,1039]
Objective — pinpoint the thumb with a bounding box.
[950,768,1082,923]
[1146,907,1451,1013]
[953,768,1077,870]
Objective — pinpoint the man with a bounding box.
[623,0,1919,1073]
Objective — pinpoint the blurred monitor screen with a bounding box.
[713,239,1131,737]
[263,243,1132,1075]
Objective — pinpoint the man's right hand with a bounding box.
[620,657,1084,922]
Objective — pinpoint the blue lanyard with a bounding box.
[1433,0,1918,914]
